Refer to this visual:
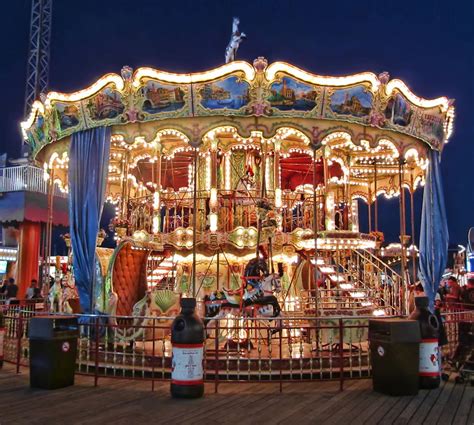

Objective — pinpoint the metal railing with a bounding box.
[351,249,405,314]
[127,189,325,235]
[0,165,66,197]
[2,307,371,391]
[1,303,472,392]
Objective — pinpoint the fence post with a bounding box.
[339,318,344,391]
[16,312,23,374]
[214,319,219,394]
[94,317,99,387]
[279,320,283,393]
[151,318,155,392]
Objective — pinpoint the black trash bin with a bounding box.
[369,318,421,396]
[29,315,78,389]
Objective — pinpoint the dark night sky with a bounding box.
[1,0,473,244]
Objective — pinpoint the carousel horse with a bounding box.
[225,17,246,63]
[48,277,63,312]
[60,275,80,313]
[204,273,282,323]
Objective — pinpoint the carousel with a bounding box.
[20,39,454,369]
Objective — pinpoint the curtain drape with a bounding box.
[68,127,111,313]
[419,149,449,311]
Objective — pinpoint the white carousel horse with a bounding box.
[48,278,63,312]
[225,17,246,63]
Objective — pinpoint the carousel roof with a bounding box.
[22,57,455,158]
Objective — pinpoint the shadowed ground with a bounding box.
[0,363,472,424]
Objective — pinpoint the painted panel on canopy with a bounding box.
[84,87,125,124]
[267,76,318,114]
[326,85,374,122]
[28,113,49,153]
[197,76,251,114]
[139,80,188,117]
[51,101,86,141]
[411,106,446,149]
[384,93,413,128]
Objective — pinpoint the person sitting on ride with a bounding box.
[244,245,269,290]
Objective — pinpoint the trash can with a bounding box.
[369,318,421,396]
[29,315,78,389]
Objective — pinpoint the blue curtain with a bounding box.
[419,149,449,311]
[68,127,111,313]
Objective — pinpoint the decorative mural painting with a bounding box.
[28,115,46,150]
[268,77,317,111]
[55,103,80,131]
[414,108,445,145]
[21,61,454,156]
[330,86,373,117]
[141,81,186,114]
[384,94,413,127]
[86,88,125,121]
[199,76,250,110]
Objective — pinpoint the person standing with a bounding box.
[5,278,18,299]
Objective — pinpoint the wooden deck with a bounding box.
[0,363,472,425]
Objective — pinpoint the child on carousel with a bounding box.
[244,245,269,289]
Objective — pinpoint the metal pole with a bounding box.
[216,249,220,291]
[192,149,198,297]
[368,188,372,233]
[312,148,319,314]
[399,160,407,295]
[255,138,267,257]
[410,172,417,283]
[373,160,378,231]
[121,152,130,218]
[44,168,55,295]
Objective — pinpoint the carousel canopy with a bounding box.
[22,58,454,157]
[23,58,455,205]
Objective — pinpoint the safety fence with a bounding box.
[0,165,67,197]
[1,303,472,392]
[442,303,473,362]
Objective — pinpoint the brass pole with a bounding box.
[374,160,378,231]
[410,171,417,283]
[399,160,407,297]
[255,137,267,258]
[216,249,220,291]
[312,147,319,314]
[368,186,372,233]
[192,149,198,297]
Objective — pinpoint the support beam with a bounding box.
[16,221,41,298]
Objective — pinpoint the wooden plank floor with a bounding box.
[0,363,472,425]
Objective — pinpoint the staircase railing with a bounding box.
[305,248,406,316]
[351,249,406,315]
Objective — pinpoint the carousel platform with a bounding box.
[0,362,471,425]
